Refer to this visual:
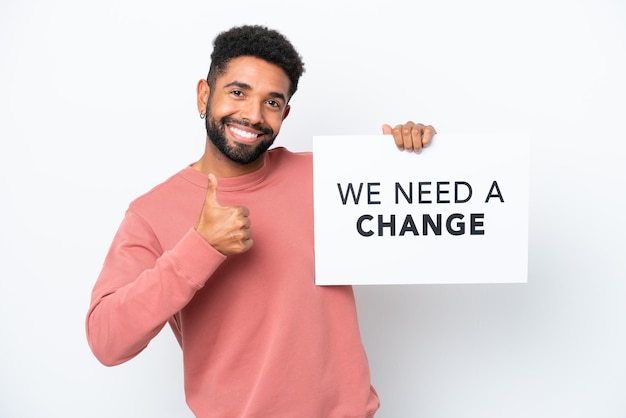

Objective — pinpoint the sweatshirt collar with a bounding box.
[181,153,270,192]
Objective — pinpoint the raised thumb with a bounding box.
[205,174,221,207]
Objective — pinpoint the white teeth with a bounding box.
[230,126,258,139]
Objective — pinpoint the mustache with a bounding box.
[222,116,273,136]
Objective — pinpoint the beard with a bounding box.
[205,111,276,166]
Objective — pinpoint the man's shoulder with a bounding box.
[127,165,201,212]
[269,146,312,158]
[268,147,312,169]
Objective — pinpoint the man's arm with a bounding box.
[85,210,225,366]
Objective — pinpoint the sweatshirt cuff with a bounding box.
[167,228,227,288]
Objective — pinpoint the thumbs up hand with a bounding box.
[194,174,253,255]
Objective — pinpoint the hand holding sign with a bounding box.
[382,121,437,153]
[195,174,253,255]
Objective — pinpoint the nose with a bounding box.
[240,100,264,125]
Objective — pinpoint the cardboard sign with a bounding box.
[312,134,529,285]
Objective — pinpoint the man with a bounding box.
[86,25,435,417]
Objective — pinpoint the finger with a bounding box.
[411,123,427,153]
[240,225,252,241]
[204,174,221,208]
[381,124,393,135]
[421,125,437,148]
[236,210,253,251]
[402,122,417,152]
[233,224,253,253]
[391,124,405,150]
[241,237,254,252]
[230,224,252,241]
[230,206,251,230]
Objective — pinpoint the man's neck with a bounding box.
[192,138,266,178]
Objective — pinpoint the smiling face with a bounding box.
[196,56,292,176]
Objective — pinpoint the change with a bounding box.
[356,213,485,237]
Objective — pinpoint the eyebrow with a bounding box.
[224,81,287,103]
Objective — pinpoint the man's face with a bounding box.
[204,56,291,165]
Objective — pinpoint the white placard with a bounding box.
[312,134,529,285]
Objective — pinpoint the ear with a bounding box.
[282,104,291,121]
[196,79,210,114]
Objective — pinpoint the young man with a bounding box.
[86,25,435,417]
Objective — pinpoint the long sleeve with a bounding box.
[85,152,379,417]
[86,210,225,366]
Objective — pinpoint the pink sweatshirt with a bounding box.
[86,147,379,417]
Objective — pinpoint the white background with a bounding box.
[1,0,624,417]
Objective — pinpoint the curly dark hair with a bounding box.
[207,25,305,100]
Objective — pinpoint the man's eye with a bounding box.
[267,100,279,108]
[231,90,243,97]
